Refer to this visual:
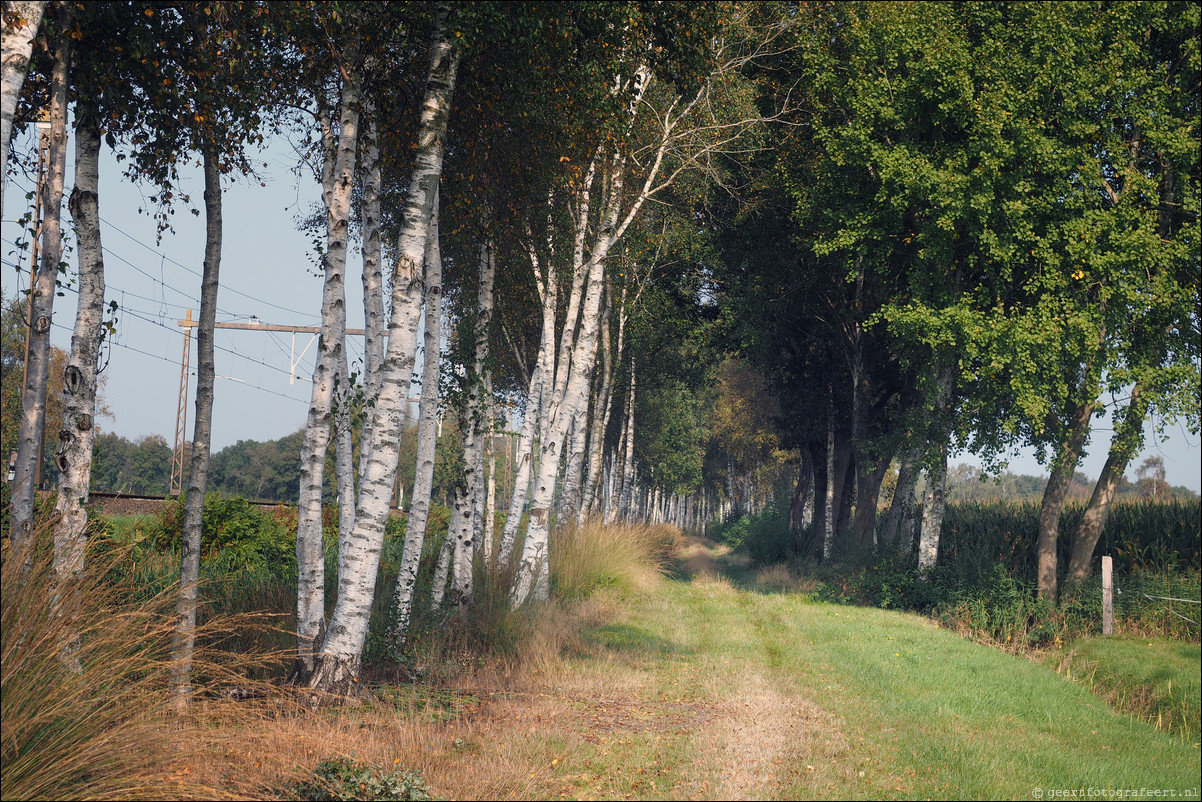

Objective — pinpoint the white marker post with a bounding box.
[1102,556,1114,636]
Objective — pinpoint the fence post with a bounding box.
[1102,555,1114,636]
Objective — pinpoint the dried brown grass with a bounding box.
[1,534,289,801]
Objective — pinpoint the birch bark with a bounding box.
[580,281,621,522]
[446,239,495,610]
[0,0,45,185]
[511,153,627,605]
[10,15,66,553]
[52,107,104,582]
[357,107,385,494]
[499,234,559,563]
[310,9,459,693]
[614,357,637,523]
[917,442,947,572]
[170,151,222,706]
[295,66,361,680]
[387,191,442,649]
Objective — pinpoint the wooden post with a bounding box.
[1102,555,1114,636]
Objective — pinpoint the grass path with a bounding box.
[389,537,1199,801]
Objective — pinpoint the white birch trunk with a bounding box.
[51,107,104,582]
[917,443,947,573]
[171,151,222,705]
[10,18,65,551]
[0,0,45,187]
[498,363,541,564]
[295,70,361,680]
[310,11,459,693]
[430,532,453,610]
[447,238,495,610]
[386,190,442,649]
[557,403,589,523]
[581,281,622,522]
[484,412,496,564]
[511,156,625,605]
[614,358,637,523]
[335,356,356,572]
[357,107,385,494]
[499,233,560,563]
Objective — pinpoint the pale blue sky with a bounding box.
[2,132,1199,492]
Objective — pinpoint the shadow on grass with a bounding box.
[580,623,689,657]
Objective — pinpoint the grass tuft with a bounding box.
[550,519,682,600]
[1,531,288,801]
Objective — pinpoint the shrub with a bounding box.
[712,505,796,565]
[146,492,295,576]
[288,757,430,802]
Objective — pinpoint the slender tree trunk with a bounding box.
[444,238,495,611]
[335,356,356,571]
[512,178,615,605]
[558,403,589,522]
[294,69,361,681]
[582,283,623,522]
[498,363,541,563]
[917,441,947,572]
[310,11,458,693]
[615,357,637,522]
[10,14,66,552]
[789,448,813,532]
[358,107,385,494]
[1037,401,1094,603]
[1065,388,1147,593]
[484,407,496,563]
[823,399,835,561]
[883,446,920,548]
[52,106,104,582]
[387,189,442,649]
[171,151,222,706]
[499,234,559,562]
[0,0,45,186]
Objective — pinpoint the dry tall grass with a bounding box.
[1,534,286,801]
[549,519,682,600]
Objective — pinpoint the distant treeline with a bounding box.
[91,428,1198,507]
[90,422,479,506]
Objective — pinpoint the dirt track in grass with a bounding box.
[211,535,1198,801]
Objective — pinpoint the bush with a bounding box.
[712,505,795,565]
[146,492,296,576]
[288,757,430,802]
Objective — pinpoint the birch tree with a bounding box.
[387,188,442,649]
[0,0,45,185]
[50,101,103,582]
[9,2,66,554]
[294,38,363,680]
[308,5,459,694]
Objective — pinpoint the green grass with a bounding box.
[548,548,1202,799]
[1051,636,1201,743]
